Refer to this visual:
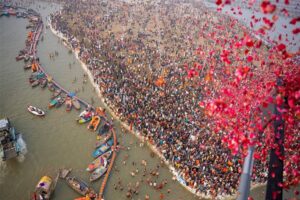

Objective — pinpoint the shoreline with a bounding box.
[48,18,266,200]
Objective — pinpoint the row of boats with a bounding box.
[8,4,116,199]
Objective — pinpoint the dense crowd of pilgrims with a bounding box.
[50,0,271,197]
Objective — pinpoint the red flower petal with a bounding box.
[261,1,276,14]
[215,0,222,5]
[292,28,300,34]
[290,17,300,25]
[277,43,286,51]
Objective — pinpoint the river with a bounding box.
[0,2,203,200]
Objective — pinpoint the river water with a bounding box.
[0,2,203,200]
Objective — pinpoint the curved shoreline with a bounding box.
[48,18,266,200]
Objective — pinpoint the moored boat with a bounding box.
[86,150,111,172]
[92,138,113,158]
[24,64,31,70]
[65,176,95,196]
[98,123,110,135]
[87,116,100,131]
[31,176,55,200]
[56,96,66,108]
[90,166,107,182]
[31,79,40,87]
[77,108,93,124]
[95,131,112,147]
[47,82,55,92]
[52,89,61,99]
[48,97,59,109]
[65,96,72,112]
[24,55,30,62]
[27,106,45,116]
[40,78,48,88]
[74,195,92,200]
[16,54,24,61]
[72,98,81,110]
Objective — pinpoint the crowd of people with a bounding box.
[50,0,271,197]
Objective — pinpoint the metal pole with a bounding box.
[265,79,284,200]
[237,145,255,200]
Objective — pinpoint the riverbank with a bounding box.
[46,16,268,200]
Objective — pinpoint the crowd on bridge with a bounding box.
[50,0,271,197]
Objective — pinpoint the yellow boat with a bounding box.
[31,176,54,200]
[87,115,101,131]
[74,195,91,200]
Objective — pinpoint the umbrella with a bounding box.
[68,92,76,97]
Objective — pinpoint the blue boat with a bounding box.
[92,138,113,158]
[49,97,59,108]
[2,11,9,17]
[98,123,110,135]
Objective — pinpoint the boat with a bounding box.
[47,82,55,92]
[31,175,56,200]
[31,79,40,87]
[72,98,81,110]
[48,97,59,109]
[40,78,47,88]
[86,150,111,172]
[24,55,30,62]
[15,54,24,61]
[95,131,112,147]
[0,118,21,161]
[95,107,105,117]
[65,96,72,112]
[87,116,100,131]
[52,89,61,99]
[56,96,66,108]
[92,139,113,158]
[27,106,45,116]
[65,176,95,196]
[77,108,93,124]
[90,166,107,182]
[24,64,31,70]
[74,195,92,200]
[98,123,110,135]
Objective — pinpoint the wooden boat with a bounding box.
[24,64,31,70]
[65,97,72,112]
[28,106,45,116]
[87,116,100,131]
[15,55,24,61]
[86,150,111,172]
[47,82,55,92]
[40,78,48,88]
[65,176,95,196]
[92,139,113,158]
[95,107,105,117]
[48,98,58,109]
[72,98,81,110]
[90,166,107,182]
[98,123,110,135]
[24,55,30,62]
[56,96,66,108]
[31,176,55,200]
[31,79,40,87]
[77,109,93,124]
[52,89,61,99]
[95,132,112,148]
[74,195,92,200]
